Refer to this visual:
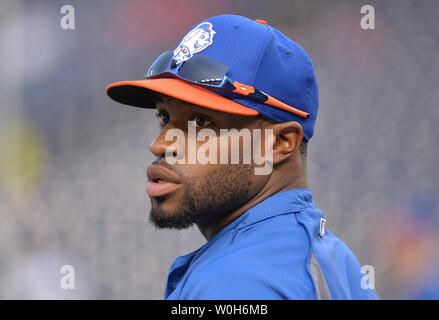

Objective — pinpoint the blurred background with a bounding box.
[0,0,438,299]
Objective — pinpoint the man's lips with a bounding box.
[146,164,182,197]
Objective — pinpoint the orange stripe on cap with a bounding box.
[254,19,268,25]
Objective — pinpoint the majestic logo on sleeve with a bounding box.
[172,22,216,66]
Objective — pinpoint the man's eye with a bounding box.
[190,116,211,128]
[156,111,170,127]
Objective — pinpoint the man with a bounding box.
[106,14,377,299]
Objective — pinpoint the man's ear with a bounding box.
[270,121,303,165]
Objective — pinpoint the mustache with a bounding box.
[151,159,185,178]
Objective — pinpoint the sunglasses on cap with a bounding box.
[145,51,310,119]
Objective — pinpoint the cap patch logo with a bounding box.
[172,22,216,66]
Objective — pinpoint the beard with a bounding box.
[149,163,253,230]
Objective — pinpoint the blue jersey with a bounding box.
[164,189,378,299]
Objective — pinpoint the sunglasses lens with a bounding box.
[145,51,174,78]
[178,54,229,85]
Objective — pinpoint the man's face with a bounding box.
[147,95,270,230]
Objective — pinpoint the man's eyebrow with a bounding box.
[155,101,166,110]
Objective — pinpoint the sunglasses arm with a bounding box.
[231,81,310,119]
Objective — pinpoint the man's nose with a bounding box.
[149,133,168,158]
[148,128,179,159]
[149,139,166,158]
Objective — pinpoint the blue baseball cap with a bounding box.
[107,14,319,141]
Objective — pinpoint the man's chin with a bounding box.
[148,197,198,229]
[149,209,195,229]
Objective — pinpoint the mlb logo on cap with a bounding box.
[172,22,216,65]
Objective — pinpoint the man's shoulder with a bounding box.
[180,212,316,299]
[207,210,311,265]
[183,251,316,299]
[230,211,310,255]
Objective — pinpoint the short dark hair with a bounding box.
[298,138,308,163]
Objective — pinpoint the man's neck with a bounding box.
[197,171,308,241]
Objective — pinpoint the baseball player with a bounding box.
[106,15,378,300]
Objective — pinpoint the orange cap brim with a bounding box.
[106,78,259,116]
